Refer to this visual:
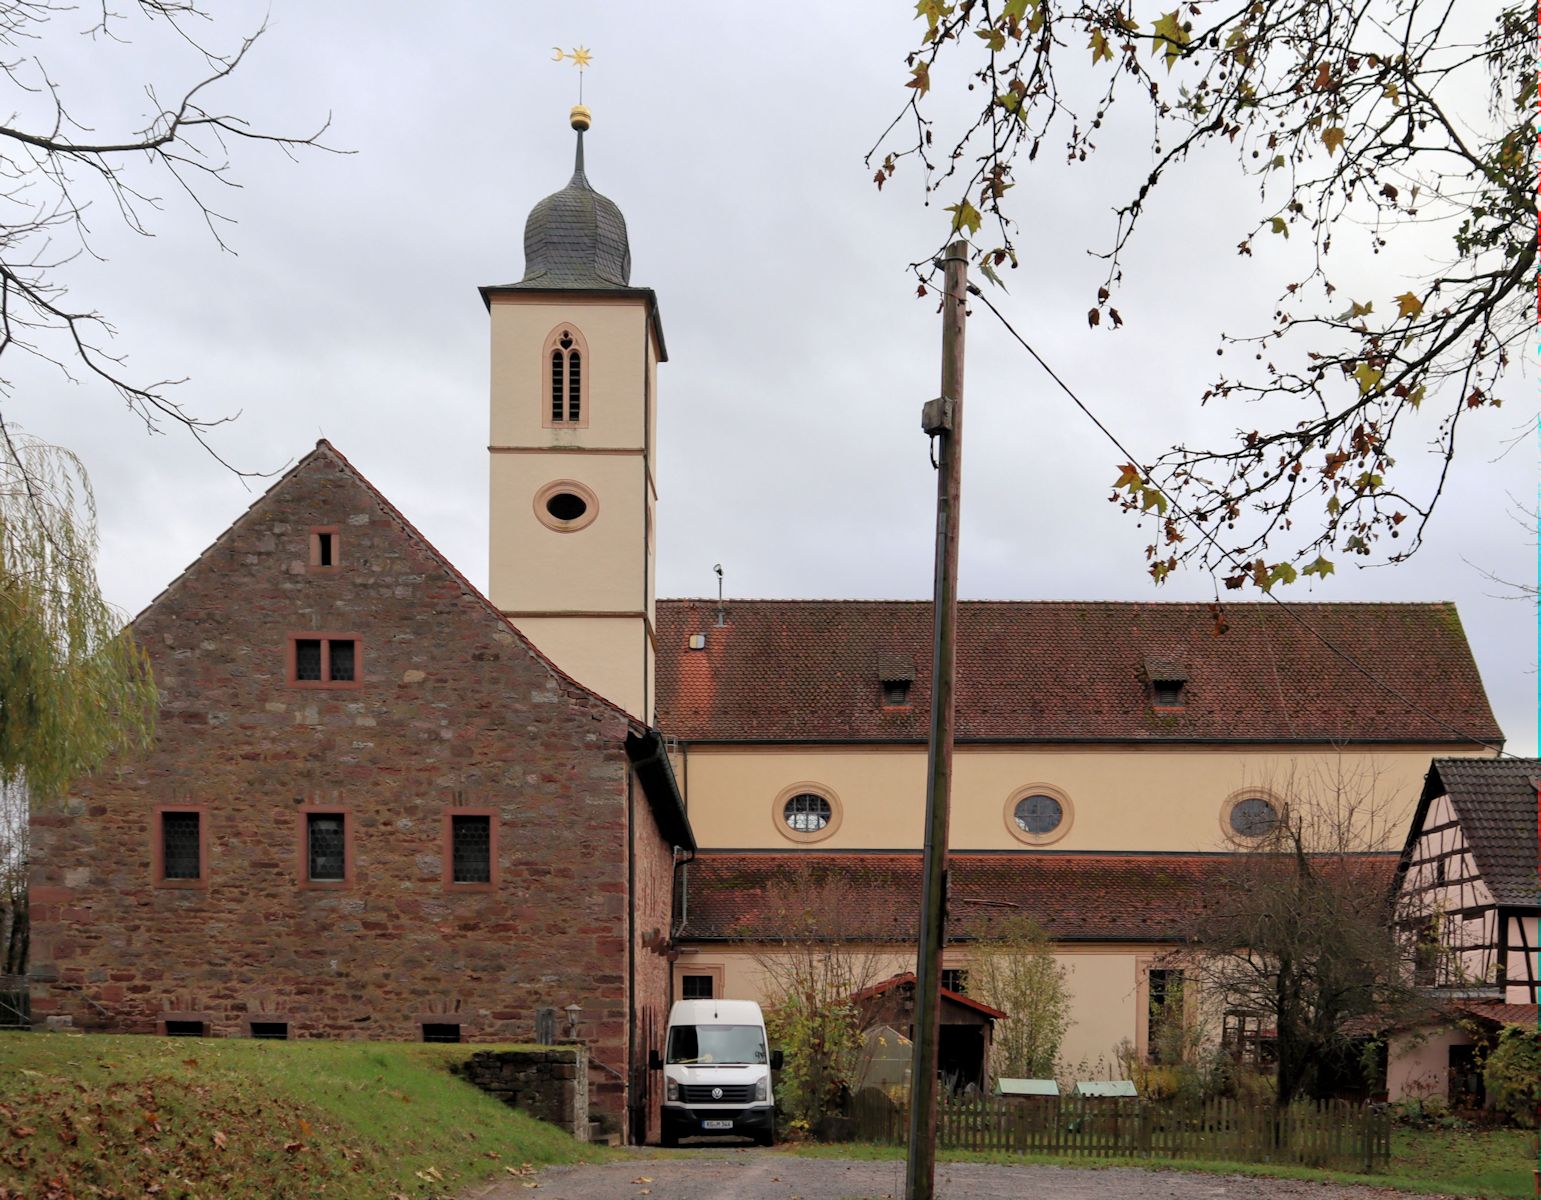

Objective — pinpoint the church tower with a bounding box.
[482,106,664,720]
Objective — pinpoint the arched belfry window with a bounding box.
[544,325,588,427]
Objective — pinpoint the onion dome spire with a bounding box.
[517,106,631,289]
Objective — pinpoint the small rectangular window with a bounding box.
[165,1020,206,1038]
[451,814,492,884]
[161,811,201,880]
[250,1021,289,1040]
[307,813,347,882]
[681,974,715,1000]
[422,1023,461,1044]
[941,968,969,995]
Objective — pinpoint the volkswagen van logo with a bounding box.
[710,1087,723,1100]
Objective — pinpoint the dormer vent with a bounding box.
[1144,658,1188,708]
[877,653,916,708]
[688,633,707,651]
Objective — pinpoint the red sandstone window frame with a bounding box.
[286,632,363,689]
[308,526,341,574]
[296,806,354,889]
[442,807,499,892]
[541,324,590,429]
[152,804,209,889]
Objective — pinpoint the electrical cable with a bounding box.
[959,282,1514,759]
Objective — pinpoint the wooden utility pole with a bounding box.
[904,240,968,1200]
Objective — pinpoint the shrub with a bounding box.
[1483,1024,1541,1127]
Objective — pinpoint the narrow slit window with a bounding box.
[307,813,347,882]
[250,1021,289,1040]
[567,350,581,421]
[317,532,334,567]
[161,811,201,880]
[550,349,565,423]
[451,814,492,884]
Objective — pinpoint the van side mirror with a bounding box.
[649,1050,662,1071]
[771,1050,784,1071]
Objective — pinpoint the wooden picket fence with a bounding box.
[847,1090,1391,1172]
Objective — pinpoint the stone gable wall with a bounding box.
[27,450,656,1136]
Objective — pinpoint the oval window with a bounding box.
[783,792,832,834]
[1229,797,1279,838]
[1012,794,1063,836]
[545,492,589,523]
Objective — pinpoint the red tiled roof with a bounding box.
[852,971,1008,1021]
[1456,1001,1538,1028]
[674,852,1401,944]
[655,600,1501,745]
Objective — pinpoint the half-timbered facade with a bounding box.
[1387,757,1538,1101]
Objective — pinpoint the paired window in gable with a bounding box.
[289,634,361,688]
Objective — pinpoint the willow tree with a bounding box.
[874,0,1534,588]
[0,431,156,802]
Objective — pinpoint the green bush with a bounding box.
[1483,1025,1541,1127]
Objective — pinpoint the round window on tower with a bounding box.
[774,784,842,844]
[533,480,598,532]
[1004,784,1074,846]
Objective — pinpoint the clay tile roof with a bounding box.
[674,852,1400,944]
[852,971,1008,1021]
[655,600,1500,745]
[1456,1001,1538,1027]
[1417,758,1540,907]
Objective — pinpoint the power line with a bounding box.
[963,283,1514,759]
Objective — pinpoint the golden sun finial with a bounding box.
[551,46,593,70]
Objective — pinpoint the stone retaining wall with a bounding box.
[452,1045,590,1141]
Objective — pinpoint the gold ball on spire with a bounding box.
[570,105,591,132]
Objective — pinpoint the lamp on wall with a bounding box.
[564,1002,583,1039]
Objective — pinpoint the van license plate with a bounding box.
[702,1120,733,1131]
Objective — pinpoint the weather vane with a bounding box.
[551,46,593,103]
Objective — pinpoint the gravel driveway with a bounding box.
[468,1149,1460,1200]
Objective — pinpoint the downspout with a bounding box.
[626,764,637,1143]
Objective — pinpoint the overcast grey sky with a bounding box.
[9,2,1534,753]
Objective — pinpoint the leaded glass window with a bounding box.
[451,814,492,883]
[161,811,201,880]
[328,639,355,682]
[307,813,346,881]
[295,638,323,681]
[783,792,832,833]
[1013,793,1063,836]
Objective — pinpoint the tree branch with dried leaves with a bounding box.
[874,0,1533,590]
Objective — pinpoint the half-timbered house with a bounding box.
[1387,757,1538,1101]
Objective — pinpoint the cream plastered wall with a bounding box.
[488,295,652,448]
[516,615,648,721]
[491,452,651,614]
[671,943,1163,1074]
[675,744,1481,852]
[1387,1025,1471,1101]
[487,295,658,718]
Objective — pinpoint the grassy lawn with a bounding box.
[0,1031,605,1199]
[789,1126,1537,1198]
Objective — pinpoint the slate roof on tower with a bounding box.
[654,599,1502,744]
[513,126,631,290]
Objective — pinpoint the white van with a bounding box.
[650,998,782,1146]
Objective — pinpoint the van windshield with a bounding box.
[666,1023,767,1065]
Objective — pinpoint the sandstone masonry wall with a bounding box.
[28,446,666,1137]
